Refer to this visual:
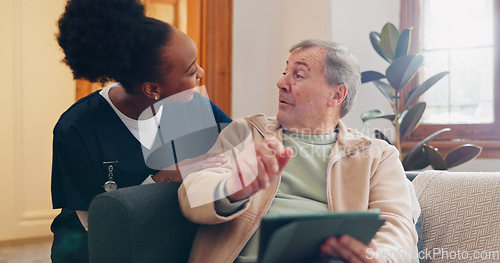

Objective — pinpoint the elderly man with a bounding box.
[178,39,418,263]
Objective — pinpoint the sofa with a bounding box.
[87,170,500,262]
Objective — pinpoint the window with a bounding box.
[400,0,500,158]
[421,0,494,124]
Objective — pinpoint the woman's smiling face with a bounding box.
[156,29,204,102]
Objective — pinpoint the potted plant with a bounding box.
[361,22,482,170]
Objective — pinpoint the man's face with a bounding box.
[276,47,338,133]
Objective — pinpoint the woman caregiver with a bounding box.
[50,0,231,262]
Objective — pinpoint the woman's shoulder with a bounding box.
[55,90,110,132]
[205,97,231,124]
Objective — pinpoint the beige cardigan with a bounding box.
[179,114,418,262]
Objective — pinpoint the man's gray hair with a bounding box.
[289,39,361,118]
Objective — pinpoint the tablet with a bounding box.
[258,210,385,263]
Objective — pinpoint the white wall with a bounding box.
[232,0,333,118]
[0,0,74,241]
[330,0,399,133]
[232,0,500,172]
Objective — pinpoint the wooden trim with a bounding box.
[399,0,420,54]
[76,80,108,100]
[75,79,93,101]
[200,0,232,117]
[402,140,500,159]
[187,0,202,65]
[199,0,207,87]
[143,0,183,29]
[400,0,500,159]
[407,123,500,141]
[147,0,179,5]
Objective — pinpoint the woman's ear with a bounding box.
[141,82,161,101]
[328,84,347,107]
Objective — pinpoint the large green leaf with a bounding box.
[402,147,430,171]
[403,71,449,110]
[398,109,408,126]
[361,110,395,123]
[402,128,450,169]
[445,144,483,169]
[399,102,426,139]
[380,22,400,61]
[361,71,385,83]
[370,32,390,63]
[386,55,423,92]
[424,145,447,170]
[373,80,394,105]
[394,28,412,59]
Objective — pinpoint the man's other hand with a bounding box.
[320,235,387,263]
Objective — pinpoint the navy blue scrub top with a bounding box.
[50,90,231,262]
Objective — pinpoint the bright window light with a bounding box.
[421,0,494,124]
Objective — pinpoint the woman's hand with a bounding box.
[320,235,387,263]
[152,153,228,183]
[225,137,293,202]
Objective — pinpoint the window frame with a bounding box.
[400,0,500,158]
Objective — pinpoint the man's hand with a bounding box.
[320,235,387,263]
[225,137,293,202]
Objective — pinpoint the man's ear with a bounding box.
[141,82,161,101]
[329,84,347,107]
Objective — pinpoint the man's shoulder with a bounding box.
[363,137,400,160]
[339,123,397,156]
[228,114,276,129]
[243,113,275,122]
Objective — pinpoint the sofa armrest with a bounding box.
[412,170,500,261]
[88,182,198,263]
